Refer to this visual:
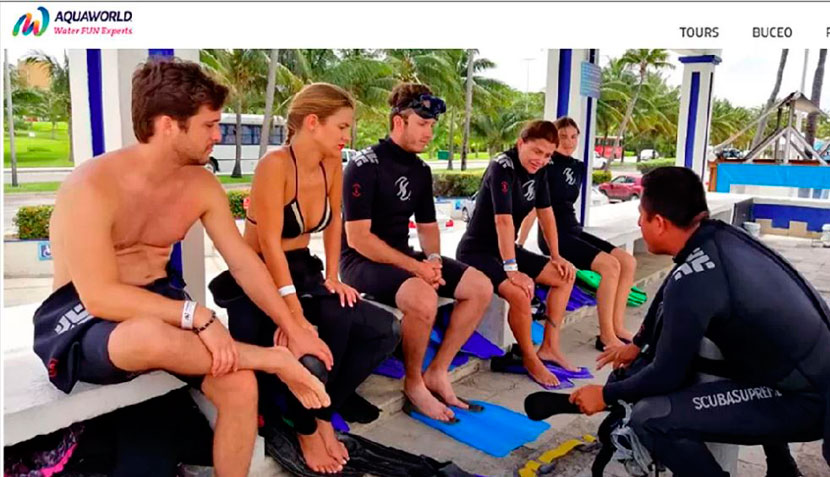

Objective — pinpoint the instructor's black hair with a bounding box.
[641,166,709,228]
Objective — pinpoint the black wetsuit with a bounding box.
[456,148,551,287]
[537,152,615,268]
[340,138,469,306]
[603,220,830,476]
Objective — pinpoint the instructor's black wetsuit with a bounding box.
[604,219,830,476]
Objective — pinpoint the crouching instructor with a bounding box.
[570,167,830,476]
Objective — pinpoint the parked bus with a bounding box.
[594,136,624,159]
[209,113,287,174]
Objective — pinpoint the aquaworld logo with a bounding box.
[13,6,50,37]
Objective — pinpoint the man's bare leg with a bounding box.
[536,262,579,371]
[498,280,559,387]
[395,278,454,421]
[107,317,330,408]
[424,268,491,409]
[201,371,258,477]
[610,248,637,341]
[590,252,626,349]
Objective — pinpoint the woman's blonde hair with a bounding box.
[286,83,355,143]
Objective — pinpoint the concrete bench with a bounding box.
[2,303,267,475]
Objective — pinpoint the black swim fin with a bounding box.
[524,391,581,421]
[262,420,476,477]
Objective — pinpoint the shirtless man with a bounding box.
[32,58,331,477]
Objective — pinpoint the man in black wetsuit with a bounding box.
[456,120,577,389]
[571,167,830,477]
[340,83,493,422]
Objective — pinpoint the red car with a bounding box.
[598,174,643,201]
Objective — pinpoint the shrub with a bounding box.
[636,158,675,175]
[432,170,484,197]
[227,189,250,219]
[592,170,612,185]
[15,205,54,240]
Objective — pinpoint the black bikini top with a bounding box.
[246,146,332,239]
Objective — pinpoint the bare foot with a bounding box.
[424,367,469,410]
[537,348,578,372]
[297,430,342,474]
[616,328,635,342]
[404,379,455,421]
[270,347,331,410]
[524,355,560,388]
[317,419,349,466]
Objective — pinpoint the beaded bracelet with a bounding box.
[193,310,217,335]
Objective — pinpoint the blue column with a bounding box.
[676,55,721,178]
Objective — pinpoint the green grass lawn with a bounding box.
[424,151,491,162]
[4,121,72,168]
[4,181,62,194]
[216,174,253,184]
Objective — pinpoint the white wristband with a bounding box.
[427,253,442,262]
[181,300,197,330]
[503,263,519,272]
[279,285,297,297]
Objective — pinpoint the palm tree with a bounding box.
[318,51,397,147]
[597,58,632,155]
[23,50,72,161]
[200,49,268,177]
[607,49,673,169]
[443,50,503,168]
[460,49,476,170]
[259,49,279,158]
[751,49,789,150]
[805,49,826,147]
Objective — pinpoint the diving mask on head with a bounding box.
[394,94,447,120]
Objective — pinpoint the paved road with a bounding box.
[4,168,72,184]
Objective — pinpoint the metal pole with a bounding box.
[4,49,18,187]
[784,100,794,164]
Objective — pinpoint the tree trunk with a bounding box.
[751,49,789,149]
[461,49,475,171]
[608,80,643,171]
[259,49,279,158]
[447,108,455,171]
[5,49,18,187]
[805,49,826,147]
[68,117,74,164]
[232,105,243,178]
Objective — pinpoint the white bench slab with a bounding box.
[2,303,267,474]
[2,303,189,446]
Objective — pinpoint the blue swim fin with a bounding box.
[422,342,469,372]
[531,321,545,345]
[403,398,549,457]
[430,328,505,359]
